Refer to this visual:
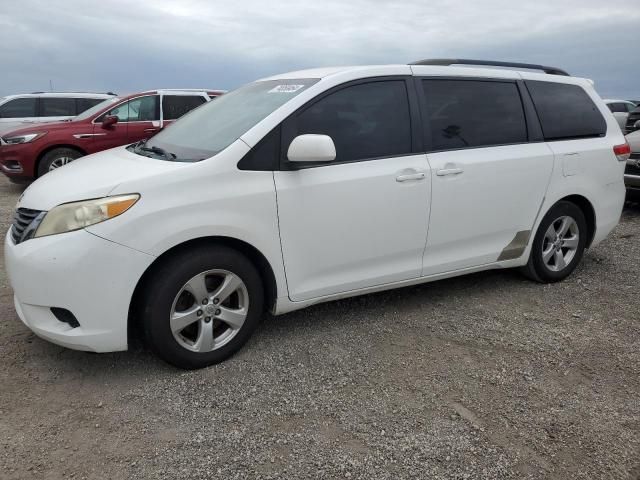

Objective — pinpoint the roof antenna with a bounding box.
[49,79,54,92]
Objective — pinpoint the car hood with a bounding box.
[1,118,87,138]
[18,146,186,211]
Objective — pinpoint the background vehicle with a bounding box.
[604,99,637,129]
[623,105,640,194]
[0,92,115,136]
[0,89,224,180]
[5,60,627,369]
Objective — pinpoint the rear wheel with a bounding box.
[522,201,587,283]
[37,148,83,177]
[140,246,264,369]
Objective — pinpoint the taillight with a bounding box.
[613,142,631,162]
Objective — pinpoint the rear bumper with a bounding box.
[591,180,626,247]
[5,229,155,352]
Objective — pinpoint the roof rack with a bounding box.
[144,88,221,93]
[409,58,570,76]
[29,91,117,95]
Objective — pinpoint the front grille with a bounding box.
[11,208,43,244]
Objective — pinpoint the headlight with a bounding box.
[1,132,47,145]
[34,194,140,238]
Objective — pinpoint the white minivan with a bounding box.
[5,60,629,369]
[0,92,115,135]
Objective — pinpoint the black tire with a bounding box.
[37,147,83,177]
[522,201,588,283]
[140,246,264,369]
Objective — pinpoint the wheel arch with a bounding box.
[557,194,596,248]
[36,144,87,177]
[127,236,278,344]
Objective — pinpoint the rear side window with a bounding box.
[0,98,37,118]
[162,95,206,120]
[294,80,412,162]
[40,98,76,117]
[421,79,527,151]
[526,81,606,141]
[76,98,104,114]
[608,103,627,113]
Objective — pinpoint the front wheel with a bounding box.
[37,147,83,177]
[140,246,264,369]
[522,201,588,283]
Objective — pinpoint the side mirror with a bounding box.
[287,134,336,163]
[101,115,118,128]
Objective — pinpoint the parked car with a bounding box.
[0,89,224,181]
[5,59,628,369]
[0,92,116,136]
[624,105,640,194]
[604,99,637,129]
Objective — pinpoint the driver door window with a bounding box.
[293,81,413,163]
[106,96,159,122]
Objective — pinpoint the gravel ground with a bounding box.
[0,175,638,480]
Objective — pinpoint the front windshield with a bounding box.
[137,78,318,162]
[75,97,121,121]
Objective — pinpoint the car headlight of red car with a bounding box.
[1,132,47,145]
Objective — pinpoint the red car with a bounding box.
[0,89,224,181]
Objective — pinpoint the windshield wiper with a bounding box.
[134,140,176,160]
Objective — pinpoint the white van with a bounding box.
[5,59,629,369]
[0,92,116,135]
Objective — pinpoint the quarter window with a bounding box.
[162,95,206,120]
[526,81,606,141]
[40,98,76,117]
[105,96,159,122]
[421,79,527,150]
[0,98,37,118]
[294,81,412,162]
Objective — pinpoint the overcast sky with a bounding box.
[1,0,638,98]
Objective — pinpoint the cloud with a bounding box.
[0,0,638,97]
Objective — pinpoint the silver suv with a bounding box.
[0,92,116,135]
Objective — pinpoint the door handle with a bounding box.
[436,167,463,176]
[144,128,160,133]
[396,172,426,182]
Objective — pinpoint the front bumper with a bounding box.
[5,229,154,352]
[0,142,36,179]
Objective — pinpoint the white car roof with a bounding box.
[603,99,634,104]
[140,89,226,95]
[258,64,592,87]
[2,92,115,99]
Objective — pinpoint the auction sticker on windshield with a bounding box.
[268,85,306,93]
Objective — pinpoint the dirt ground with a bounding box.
[0,175,638,480]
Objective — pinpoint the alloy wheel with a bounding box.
[541,215,579,272]
[170,269,249,352]
[49,156,75,170]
